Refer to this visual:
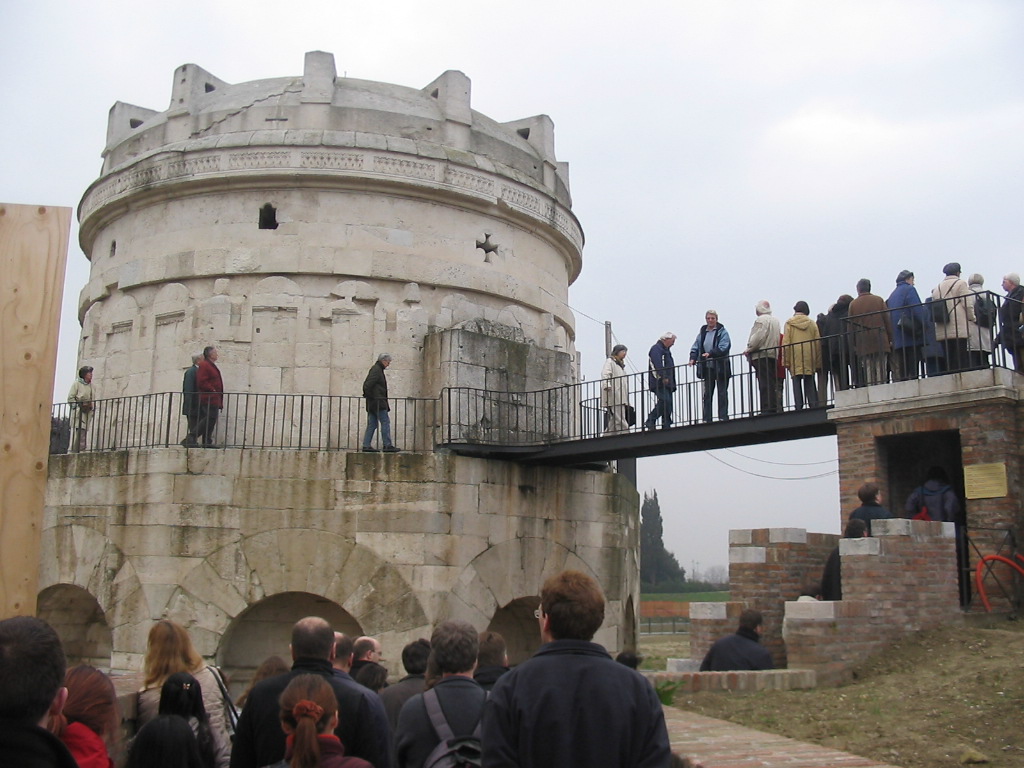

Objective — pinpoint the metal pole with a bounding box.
[604,321,612,358]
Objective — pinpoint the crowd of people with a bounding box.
[600,266,1024,431]
[1,570,701,768]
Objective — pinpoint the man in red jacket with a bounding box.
[187,346,224,447]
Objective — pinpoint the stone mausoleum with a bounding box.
[42,52,638,689]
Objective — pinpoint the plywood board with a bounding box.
[0,203,71,617]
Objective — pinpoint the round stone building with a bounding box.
[43,52,639,688]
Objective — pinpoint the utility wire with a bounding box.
[704,451,838,481]
[722,448,837,467]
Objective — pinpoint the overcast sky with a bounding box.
[4,1,1022,576]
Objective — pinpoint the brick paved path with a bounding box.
[665,707,901,767]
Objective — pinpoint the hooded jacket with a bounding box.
[781,314,821,376]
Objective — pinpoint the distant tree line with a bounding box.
[640,490,727,593]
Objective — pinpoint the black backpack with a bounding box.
[422,688,483,768]
[975,294,996,329]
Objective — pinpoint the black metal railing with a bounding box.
[51,392,438,454]
[443,290,1022,446]
[52,291,1022,454]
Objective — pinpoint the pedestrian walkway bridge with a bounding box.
[51,294,1020,466]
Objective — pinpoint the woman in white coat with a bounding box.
[67,366,94,452]
[600,345,631,434]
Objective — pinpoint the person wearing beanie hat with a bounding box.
[931,264,975,374]
[886,270,928,381]
[744,301,781,415]
[997,273,1024,372]
[781,302,821,409]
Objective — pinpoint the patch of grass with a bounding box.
[641,591,729,602]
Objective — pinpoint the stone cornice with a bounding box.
[78,145,584,280]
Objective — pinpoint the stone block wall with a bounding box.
[41,448,638,692]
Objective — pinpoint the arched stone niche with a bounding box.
[218,591,362,697]
[37,584,114,669]
[486,596,540,665]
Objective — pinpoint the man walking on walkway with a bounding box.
[362,353,399,452]
[644,333,677,430]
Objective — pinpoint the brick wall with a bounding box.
[784,518,961,684]
[690,528,836,668]
[689,520,959,685]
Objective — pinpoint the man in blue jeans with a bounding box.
[644,332,677,429]
[362,353,399,452]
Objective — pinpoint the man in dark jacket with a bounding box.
[848,481,893,534]
[699,609,774,671]
[187,346,224,447]
[396,621,486,768]
[997,272,1024,372]
[180,354,201,446]
[380,638,430,734]
[820,519,868,602]
[473,630,509,691]
[229,617,389,768]
[887,270,928,381]
[482,571,670,768]
[362,353,398,452]
[0,616,79,768]
[643,332,677,430]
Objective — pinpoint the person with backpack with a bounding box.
[395,621,485,768]
[967,274,996,370]
[931,263,976,374]
[905,466,961,524]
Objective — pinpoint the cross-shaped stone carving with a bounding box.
[476,233,499,262]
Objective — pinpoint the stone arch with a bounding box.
[38,525,150,673]
[253,275,303,305]
[485,596,539,665]
[450,537,596,659]
[178,529,428,658]
[37,584,113,668]
[218,592,361,697]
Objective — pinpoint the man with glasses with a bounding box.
[483,571,670,767]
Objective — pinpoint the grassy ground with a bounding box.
[640,591,730,602]
[641,618,1024,767]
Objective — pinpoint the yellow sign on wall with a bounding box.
[964,463,1008,500]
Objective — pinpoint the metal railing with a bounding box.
[443,290,1022,446]
[51,392,438,454]
[52,291,1022,454]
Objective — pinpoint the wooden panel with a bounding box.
[0,203,71,617]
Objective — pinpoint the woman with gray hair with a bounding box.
[600,345,632,434]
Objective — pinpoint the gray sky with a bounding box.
[3,1,1022,576]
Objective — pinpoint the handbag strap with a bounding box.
[207,665,239,728]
